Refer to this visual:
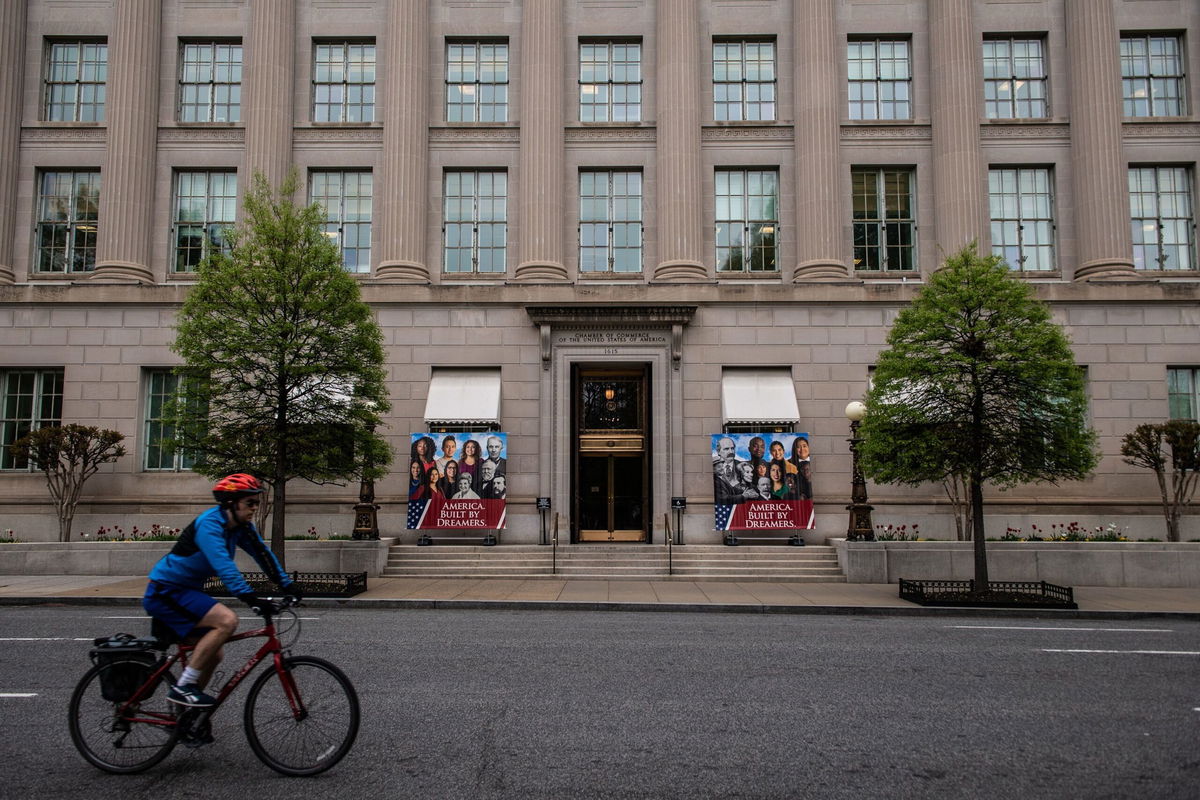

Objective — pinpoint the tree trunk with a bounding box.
[970,472,988,591]
[271,476,287,569]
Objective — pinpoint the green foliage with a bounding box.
[167,171,391,558]
[1120,420,1200,542]
[858,245,1098,584]
[10,425,126,542]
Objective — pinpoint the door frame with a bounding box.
[570,362,652,543]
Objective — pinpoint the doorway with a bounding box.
[572,364,651,542]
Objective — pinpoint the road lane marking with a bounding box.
[0,693,38,698]
[100,615,321,621]
[950,626,1173,633]
[0,637,93,641]
[1043,649,1200,655]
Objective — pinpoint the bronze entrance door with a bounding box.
[573,365,650,542]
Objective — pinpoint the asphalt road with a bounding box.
[2,604,1198,799]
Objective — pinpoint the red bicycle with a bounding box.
[68,596,359,776]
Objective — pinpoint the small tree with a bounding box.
[1121,421,1200,542]
[858,245,1099,589]
[168,171,391,564]
[10,425,126,542]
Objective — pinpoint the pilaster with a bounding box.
[92,0,160,285]
[375,0,431,283]
[0,0,26,284]
[244,0,295,194]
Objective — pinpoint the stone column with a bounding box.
[512,0,568,282]
[792,0,850,281]
[375,0,430,282]
[928,0,986,262]
[92,0,160,284]
[244,0,295,194]
[652,0,707,281]
[1066,0,1140,281]
[0,0,27,283]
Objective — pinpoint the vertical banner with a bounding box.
[711,433,815,531]
[407,433,508,530]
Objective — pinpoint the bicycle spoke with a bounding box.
[243,656,359,776]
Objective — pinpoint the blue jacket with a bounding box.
[149,505,292,596]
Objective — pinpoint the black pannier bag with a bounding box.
[89,633,161,703]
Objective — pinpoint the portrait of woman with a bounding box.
[451,473,480,500]
[790,436,812,500]
[407,459,423,499]
[413,466,443,500]
[438,458,460,496]
[410,436,437,473]
[458,438,483,486]
[771,440,798,475]
[769,462,789,499]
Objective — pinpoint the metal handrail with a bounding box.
[664,513,673,576]
[551,512,559,575]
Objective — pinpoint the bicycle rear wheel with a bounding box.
[243,655,359,776]
[68,659,179,773]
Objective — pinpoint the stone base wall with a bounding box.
[0,540,392,577]
[834,540,1200,588]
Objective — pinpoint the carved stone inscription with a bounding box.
[555,330,668,354]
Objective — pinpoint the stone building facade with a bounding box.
[0,0,1197,543]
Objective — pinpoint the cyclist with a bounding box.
[143,473,301,709]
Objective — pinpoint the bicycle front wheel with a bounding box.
[68,659,179,774]
[243,655,359,776]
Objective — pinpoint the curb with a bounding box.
[2,594,1198,621]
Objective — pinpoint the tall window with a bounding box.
[444,171,507,274]
[144,369,195,471]
[173,170,237,273]
[580,41,642,122]
[310,170,373,273]
[1,369,64,470]
[982,37,1048,119]
[179,41,242,123]
[44,40,107,122]
[1121,34,1186,117]
[848,38,911,120]
[580,171,643,273]
[35,170,100,274]
[988,167,1056,271]
[713,40,776,121]
[852,168,916,271]
[715,169,778,272]
[1129,166,1195,271]
[1168,368,1200,421]
[447,42,509,122]
[313,41,376,123]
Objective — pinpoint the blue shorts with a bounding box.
[143,581,218,639]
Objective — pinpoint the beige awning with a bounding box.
[424,368,502,426]
[720,369,800,425]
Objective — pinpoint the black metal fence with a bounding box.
[899,578,1077,609]
[204,571,367,598]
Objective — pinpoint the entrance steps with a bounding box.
[382,543,845,582]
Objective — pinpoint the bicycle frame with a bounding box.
[115,611,304,731]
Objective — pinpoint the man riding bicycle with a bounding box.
[143,473,301,709]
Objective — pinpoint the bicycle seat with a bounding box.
[148,617,179,650]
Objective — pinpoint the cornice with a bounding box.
[21,126,105,144]
[525,304,698,327]
[429,126,521,143]
[565,127,656,143]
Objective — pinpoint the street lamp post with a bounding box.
[352,419,380,540]
[844,401,875,541]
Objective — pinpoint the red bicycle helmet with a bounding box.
[212,473,264,503]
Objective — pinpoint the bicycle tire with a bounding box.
[68,659,180,774]
[243,655,359,776]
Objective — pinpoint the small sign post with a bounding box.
[670,497,686,545]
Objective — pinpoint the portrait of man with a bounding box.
[486,473,507,499]
[485,435,507,475]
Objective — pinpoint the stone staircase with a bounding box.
[382,543,845,582]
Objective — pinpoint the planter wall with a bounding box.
[834,539,1200,588]
[0,539,392,578]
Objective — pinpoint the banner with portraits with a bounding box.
[711,433,815,531]
[407,433,508,530]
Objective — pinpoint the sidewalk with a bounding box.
[1,574,1197,619]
